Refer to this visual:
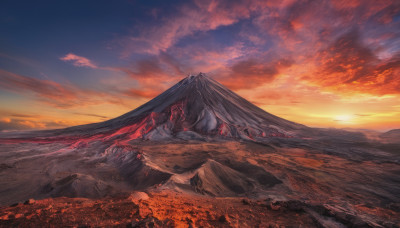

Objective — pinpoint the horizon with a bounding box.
[1,0,400,132]
[0,73,396,133]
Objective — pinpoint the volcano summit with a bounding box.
[0,74,399,227]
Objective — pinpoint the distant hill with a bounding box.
[380,129,400,143]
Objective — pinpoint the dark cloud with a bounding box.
[119,54,187,98]
[220,57,293,90]
[73,113,109,119]
[159,52,185,75]
[10,113,41,118]
[120,54,185,82]
[319,29,376,83]
[122,58,165,79]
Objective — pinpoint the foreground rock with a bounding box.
[1,190,398,227]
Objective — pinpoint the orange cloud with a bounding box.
[124,88,162,99]
[60,53,97,68]
[309,30,400,95]
[0,69,127,108]
[219,58,293,90]
[0,118,11,123]
[0,118,49,131]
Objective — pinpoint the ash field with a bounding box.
[0,74,399,227]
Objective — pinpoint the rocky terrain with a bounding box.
[0,74,399,227]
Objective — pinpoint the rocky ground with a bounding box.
[0,189,382,228]
[0,138,399,227]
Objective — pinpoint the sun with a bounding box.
[334,114,354,123]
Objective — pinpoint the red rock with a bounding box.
[24,199,35,205]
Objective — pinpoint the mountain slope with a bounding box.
[1,73,305,142]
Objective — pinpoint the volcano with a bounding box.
[109,72,304,140]
[100,72,304,141]
[0,74,399,227]
[1,73,304,143]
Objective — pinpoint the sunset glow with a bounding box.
[334,115,354,123]
[1,2,400,226]
[0,0,399,131]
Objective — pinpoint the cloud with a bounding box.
[219,57,293,90]
[121,58,165,80]
[0,69,78,103]
[315,30,376,83]
[124,88,162,99]
[10,113,42,118]
[116,0,400,98]
[117,54,188,98]
[0,69,127,108]
[0,118,46,131]
[309,29,400,95]
[119,0,253,56]
[60,53,97,68]
[0,117,11,123]
[0,117,73,132]
[159,52,185,75]
[73,112,109,119]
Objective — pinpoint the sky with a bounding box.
[0,0,399,132]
